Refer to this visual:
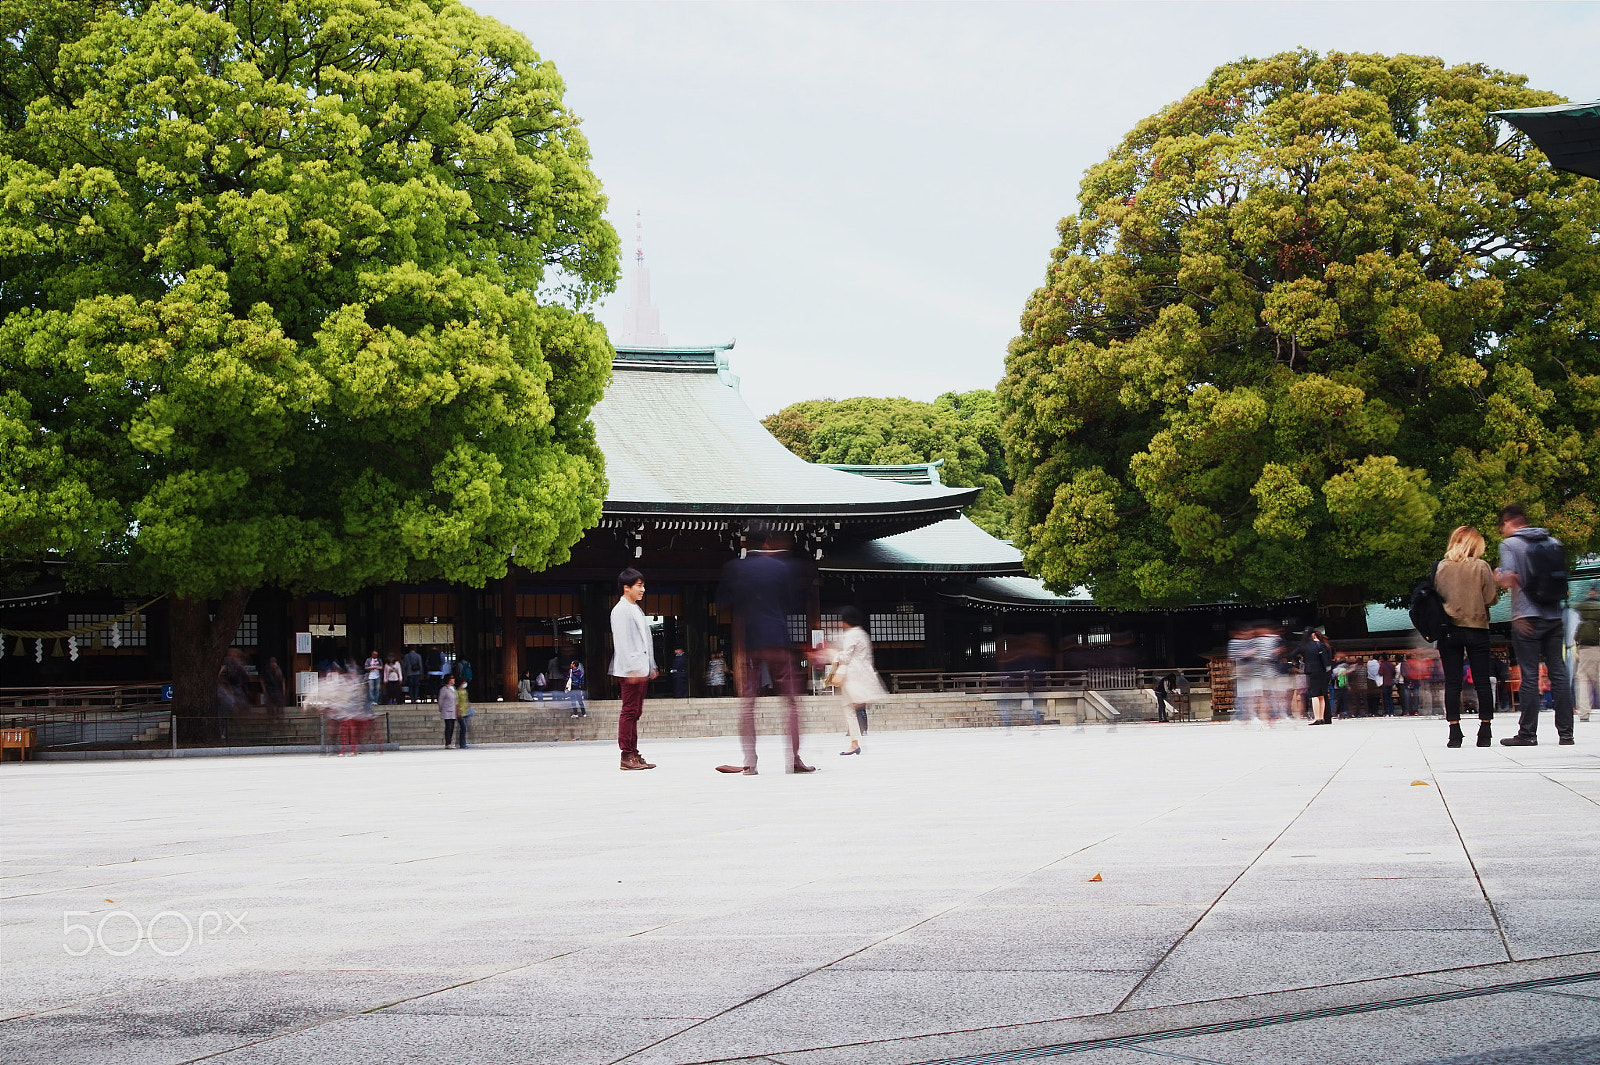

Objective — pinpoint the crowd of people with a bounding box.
[1227,504,1593,748]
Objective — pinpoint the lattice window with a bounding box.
[787,613,810,646]
[233,614,258,646]
[66,613,148,650]
[1086,625,1111,645]
[870,612,925,644]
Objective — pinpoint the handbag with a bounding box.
[824,662,844,687]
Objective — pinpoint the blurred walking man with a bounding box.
[717,523,817,775]
[611,567,658,770]
[1574,587,1599,723]
[1496,504,1574,746]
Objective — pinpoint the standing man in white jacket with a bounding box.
[610,567,658,770]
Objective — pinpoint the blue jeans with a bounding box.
[1512,616,1573,740]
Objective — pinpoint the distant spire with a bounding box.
[619,209,670,347]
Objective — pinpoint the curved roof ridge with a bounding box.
[590,354,978,529]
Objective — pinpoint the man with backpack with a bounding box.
[1495,504,1573,746]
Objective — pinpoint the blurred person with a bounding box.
[364,650,382,704]
[401,645,423,703]
[311,664,364,755]
[383,653,403,705]
[996,632,1050,729]
[714,524,816,775]
[1377,656,1398,716]
[1302,630,1333,725]
[1154,672,1176,723]
[216,647,249,741]
[670,647,689,698]
[1402,652,1432,716]
[454,662,473,748]
[263,656,286,719]
[1228,621,1267,725]
[610,567,658,770]
[706,652,728,696]
[1434,525,1500,747]
[1331,657,1351,719]
[438,674,462,748]
[423,644,445,701]
[566,659,587,717]
[1260,622,1292,724]
[1495,504,1574,745]
[1575,587,1599,722]
[827,606,887,755]
[517,673,535,701]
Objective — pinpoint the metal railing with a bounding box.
[0,708,174,748]
[887,667,1209,694]
[0,705,390,752]
[0,684,168,712]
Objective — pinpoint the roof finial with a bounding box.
[635,209,644,266]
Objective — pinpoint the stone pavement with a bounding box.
[1,717,1596,1065]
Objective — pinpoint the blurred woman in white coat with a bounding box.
[829,606,887,755]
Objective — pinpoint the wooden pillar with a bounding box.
[383,582,403,658]
[290,596,311,700]
[925,583,945,670]
[806,575,822,652]
[501,573,519,699]
[581,581,611,700]
[455,582,477,694]
[684,582,708,698]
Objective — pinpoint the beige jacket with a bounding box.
[1434,558,1498,629]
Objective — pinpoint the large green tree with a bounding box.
[0,0,619,716]
[1000,51,1600,616]
[763,390,1014,537]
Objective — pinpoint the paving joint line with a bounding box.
[1419,731,1515,964]
[1108,730,1376,1013]
[903,970,1600,1065]
[606,749,1301,1065]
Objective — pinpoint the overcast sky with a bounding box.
[471,1,1598,417]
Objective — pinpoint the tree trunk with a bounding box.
[1316,584,1371,642]
[169,588,252,743]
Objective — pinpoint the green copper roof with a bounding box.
[590,351,978,525]
[820,516,1025,575]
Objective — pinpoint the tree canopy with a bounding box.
[763,390,1014,537]
[999,50,1600,613]
[0,0,618,707]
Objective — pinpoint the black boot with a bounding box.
[1477,721,1492,747]
[1448,722,1464,748]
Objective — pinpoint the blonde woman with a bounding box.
[1434,526,1501,747]
[829,606,886,755]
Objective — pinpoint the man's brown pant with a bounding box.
[618,677,647,756]
[739,646,802,769]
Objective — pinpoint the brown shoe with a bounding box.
[621,753,653,770]
[714,764,748,774]
[788,762,819,774]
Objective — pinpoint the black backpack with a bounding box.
[1517,530,1568,606]
[1408,563,1448,642]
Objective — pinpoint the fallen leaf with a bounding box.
[1087,873,1103,882]
[105,899,115,903]
[1410,780,1430,786]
